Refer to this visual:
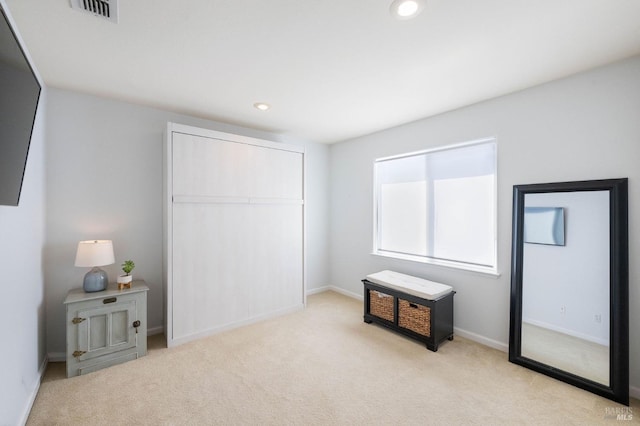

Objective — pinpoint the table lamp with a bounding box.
[75,240,115,292]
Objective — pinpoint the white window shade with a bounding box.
[376,153,427,185]
[427,142,496,179]
[374,139,497,273]
[432,174,495,266]
[379,180,428,255]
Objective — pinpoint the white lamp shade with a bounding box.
[74,240,115,267]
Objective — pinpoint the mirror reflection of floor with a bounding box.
[521,322,609,385]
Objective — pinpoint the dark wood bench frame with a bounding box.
[363,279,455,352]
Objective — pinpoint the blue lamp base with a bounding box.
[83,267,109,292]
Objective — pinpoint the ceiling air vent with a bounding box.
[70,0,119,23]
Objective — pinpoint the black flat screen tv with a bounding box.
[0,5,41,206]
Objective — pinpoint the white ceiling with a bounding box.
[6,0,640,143]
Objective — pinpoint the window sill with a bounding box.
[371,251,501,278]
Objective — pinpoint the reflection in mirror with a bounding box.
[523,207,565,246]
[522,191,609,385]
[509,179,628,405]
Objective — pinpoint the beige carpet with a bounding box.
[28,291,636,425]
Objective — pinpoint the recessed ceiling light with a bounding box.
[253,102,270,111]
[390,0,424,20]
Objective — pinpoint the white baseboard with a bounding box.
[147,325,164,336]
[453,327,508,352]
[47,352,66,363]
[630,385,640,400]
[20,355,48,426]
[308,285,363,301]
[328,285,363,301]
[306,286,330,295]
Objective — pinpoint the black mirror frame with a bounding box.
[509,178,628,405]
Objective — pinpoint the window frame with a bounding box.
[372,137,499,276]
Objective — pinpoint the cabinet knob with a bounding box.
[72,350,86,358]
[72,317,86,325]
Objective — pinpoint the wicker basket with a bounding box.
[369,290,394,322]
[398,299,431,337]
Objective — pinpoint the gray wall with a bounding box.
[44,89,330,357]
[0,2,46,423]
[0,72,46,426]
[329,55,640,389]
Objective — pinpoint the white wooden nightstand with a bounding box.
[64,280,149,377]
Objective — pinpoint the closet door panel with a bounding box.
[173,132,249,197]
[172,203,250,340]
[248,146,303,200]
[166,123,305,347]
[247,204,304,317]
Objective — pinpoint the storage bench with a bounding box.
[363,270,455,352]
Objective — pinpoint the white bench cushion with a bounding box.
[366,270,453,300]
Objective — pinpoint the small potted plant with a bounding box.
[117,260,135,289]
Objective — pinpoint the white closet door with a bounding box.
[173,132,249,198]
[172,203,251,339]
[246,204,304,317]
[248,145,303,200]
[167,123,305,346]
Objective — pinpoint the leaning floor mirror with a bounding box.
[509,178,628,405]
